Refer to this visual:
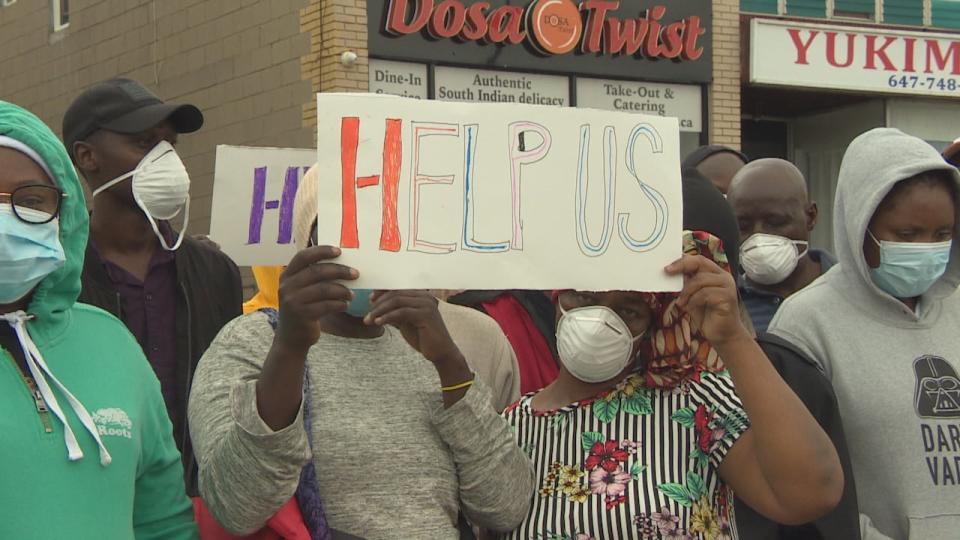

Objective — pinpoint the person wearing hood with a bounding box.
[769,128,960,540]
[682,145,748,194]
[0,101,198,538]
[63,78,243,495]
[727,159,837,333]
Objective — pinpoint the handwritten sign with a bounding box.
[315,93,683,291]
[210,146,316,266]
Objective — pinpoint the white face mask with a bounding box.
[556,305,645,383]
[92,140,190,251]
[740,233,809,285]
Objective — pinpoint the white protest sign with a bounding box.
[316,93,683,291]
[210,146,316,266]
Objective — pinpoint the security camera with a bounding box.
[341,51,358,66]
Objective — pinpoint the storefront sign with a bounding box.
[751,19,960,97]
[369,59,429,98]
[315,93,683,290]
[576,78,702,132]
[435,66,569,106]
[368,0,712,83]
[386,0,705,59]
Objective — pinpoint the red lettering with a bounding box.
[661,21,685,59]
[903,38,917,73]
[486,6,525,44]
[380,119,402,252]
[428,0,467,39]
[681,16,706,60]
[643,6,666,58]
[925,40,960,75]
[787,28,819,65]
[340,117,360,249]
[357,175,379,188]
[603,18,648,56]
[461,2,489,41]
[825,32,856,68]
[385,0,431,35]
[383,0,705,62]
[865,35,898,71]
[580,0,618,53]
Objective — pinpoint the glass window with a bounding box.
[742,0,780,14]
[786,0,828,17]
[834,0,876,18]
[932,0,960,28]
[884,0,925,24]
[52,0,68,32]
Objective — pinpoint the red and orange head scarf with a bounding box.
[640,230,730,389]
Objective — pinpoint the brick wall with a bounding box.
[0,0,315,234]
[300,0,369,142]
[709,0,742,149]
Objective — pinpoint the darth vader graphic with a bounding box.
[914,356,960,418]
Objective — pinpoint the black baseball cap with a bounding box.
[62,78,203,158]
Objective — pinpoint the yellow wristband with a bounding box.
[441,377,475,392]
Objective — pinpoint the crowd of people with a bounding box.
[1,77,958,540]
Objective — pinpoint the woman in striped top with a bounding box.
[498,231,844,540]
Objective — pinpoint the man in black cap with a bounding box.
[682,144,749,194]
[64,78,242,495]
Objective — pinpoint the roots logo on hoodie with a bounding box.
[914,356,960,419]
[92,408,133,439]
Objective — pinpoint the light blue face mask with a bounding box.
[0,206,65,305]
[868,229,952,299]
[346,289,374,318]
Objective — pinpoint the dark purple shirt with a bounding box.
[90,229,179,427]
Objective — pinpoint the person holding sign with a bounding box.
[188,167,535,540]
[497,186,843,538]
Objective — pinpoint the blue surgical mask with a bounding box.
[0,207,65,305]
[346,289,374,318]
[868,229,952,298]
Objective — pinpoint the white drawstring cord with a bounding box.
[2,311,112,466]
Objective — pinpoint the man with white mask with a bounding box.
[727,158,836,333]
[63,78,243,495]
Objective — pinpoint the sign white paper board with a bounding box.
[315,93,683,291]
[210,145,316,266]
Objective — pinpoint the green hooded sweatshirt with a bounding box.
[0,101,198,539]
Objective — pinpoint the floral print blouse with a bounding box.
[498,371,750,540]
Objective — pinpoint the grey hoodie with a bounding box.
[768,128,960,540]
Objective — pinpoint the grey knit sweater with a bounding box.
[188,311,535,540]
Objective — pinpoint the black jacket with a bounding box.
[734,333,862,540]
[79,235,243,496]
